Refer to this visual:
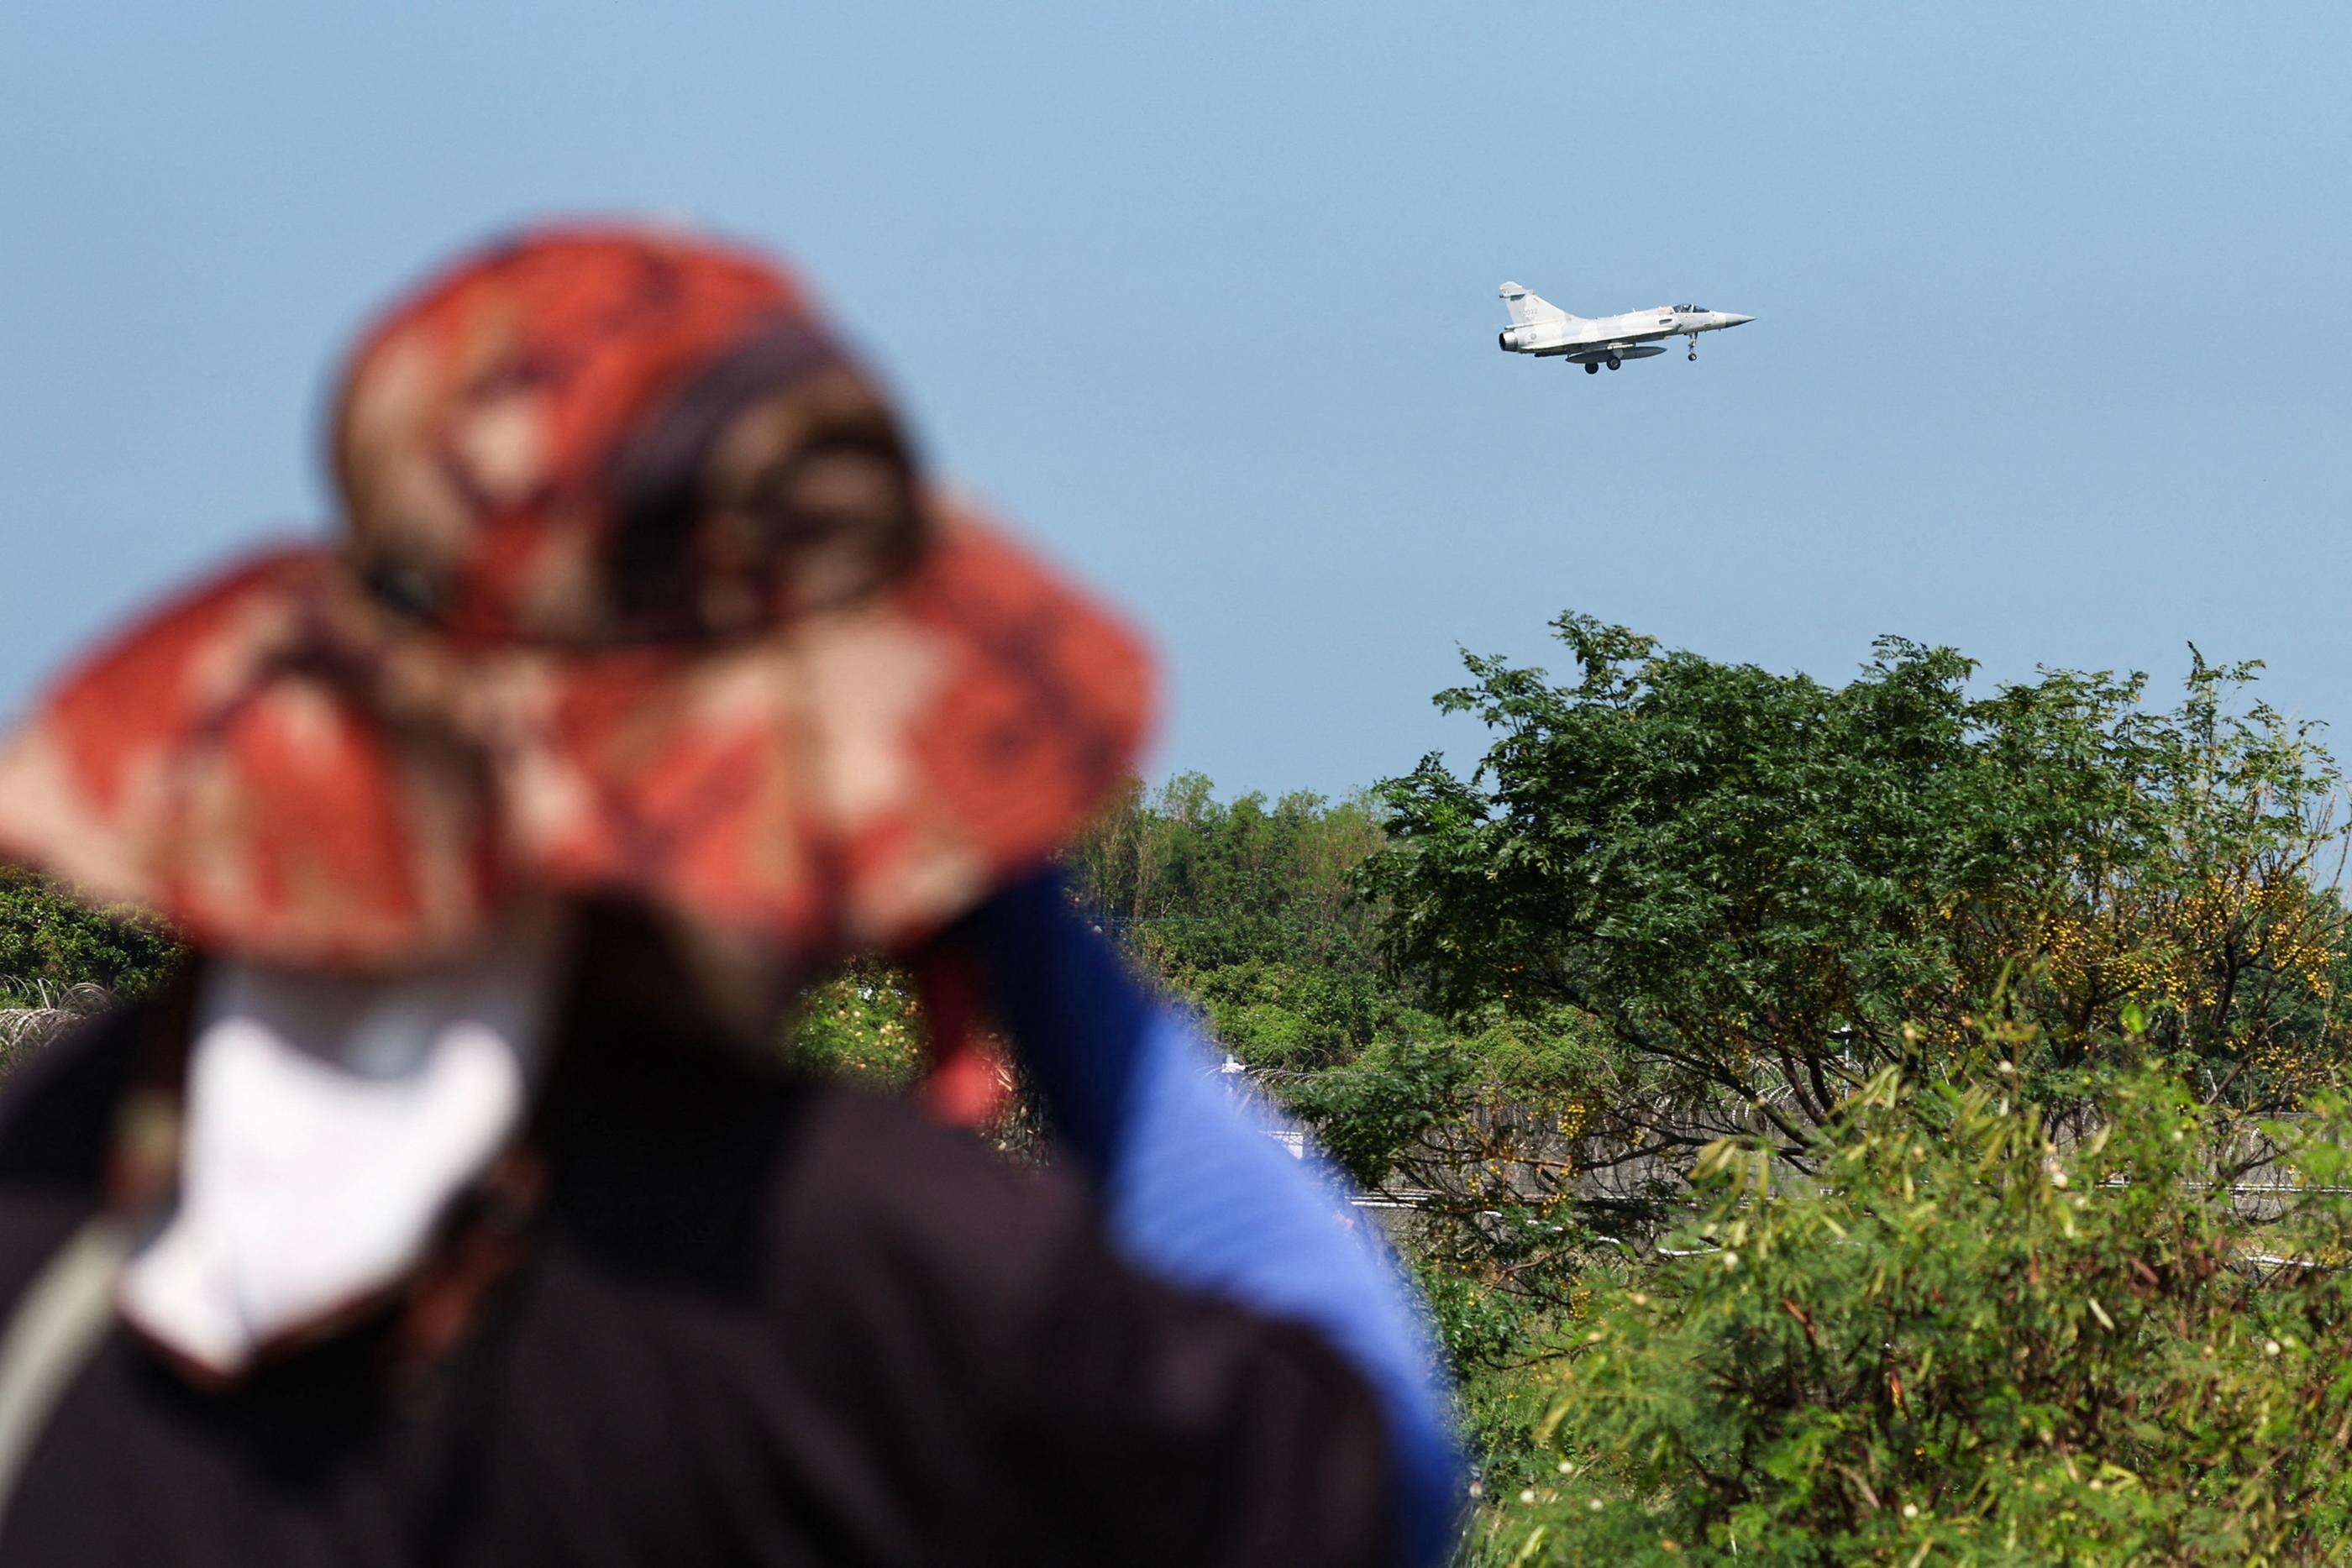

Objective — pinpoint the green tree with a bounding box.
[1069,774,1397,1069]
[1368,616,2348,1163]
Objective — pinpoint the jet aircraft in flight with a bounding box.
[1495,282,1753,374]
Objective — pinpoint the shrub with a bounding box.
[0,869,180,1009]
[1474,1060,2352,1565]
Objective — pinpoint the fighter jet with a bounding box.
[1495,282,1753,374]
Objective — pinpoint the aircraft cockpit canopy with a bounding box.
[1672,303,1706,312]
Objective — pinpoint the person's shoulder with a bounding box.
[0,1002,147,1189]
[777,1085,1402,1567]
[787,1084,1066,1198]
[538,1054,1089,1319]
[770,1085,1092,1312]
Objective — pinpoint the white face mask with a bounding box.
[118,915,560,1379]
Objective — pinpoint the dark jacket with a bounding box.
[0,1003,1397,1565]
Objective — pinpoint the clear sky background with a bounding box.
[3,3,2348,799]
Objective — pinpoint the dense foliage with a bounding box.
[1475,1055,2352,1565]
[1370,616,2349,1153]
[780,960,927,1087]
[1073,773,1394,1069]
[0,868,179,1009]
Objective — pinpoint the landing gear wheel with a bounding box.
[1688,351,1697,361]
[1584,361,1599,375]
[1606,355,1621,370]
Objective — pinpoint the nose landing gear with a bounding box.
[1687,332,1698,362]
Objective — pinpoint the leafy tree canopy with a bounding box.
[1368,614,2348,1156]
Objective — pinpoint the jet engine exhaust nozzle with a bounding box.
[1498,329,1519,352]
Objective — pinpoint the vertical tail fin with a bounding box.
[1498,281,1576,326]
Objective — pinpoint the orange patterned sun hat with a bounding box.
[0,224,1153,971]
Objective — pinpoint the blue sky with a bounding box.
[3,3,2348,797]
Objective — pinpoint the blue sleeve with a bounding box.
[957,871,1465,1568]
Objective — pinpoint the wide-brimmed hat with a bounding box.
[0,223,1152,971]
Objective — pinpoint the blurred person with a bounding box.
[0,226,1461,1565]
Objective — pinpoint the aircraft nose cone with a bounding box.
[1723,312,1755,328]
